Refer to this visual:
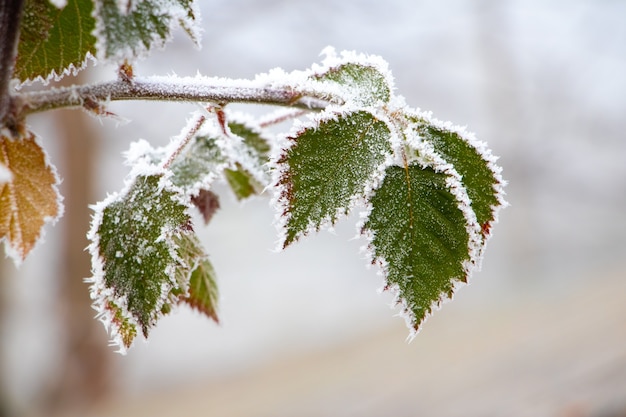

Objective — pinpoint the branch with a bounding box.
[13,75,334,117]
[0,0,26,123]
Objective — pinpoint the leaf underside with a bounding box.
[0,131,61,262]
[278,110,392,246]
[364,164,470,330]
[16,0,96,82]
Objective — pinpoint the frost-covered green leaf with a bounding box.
[181,259,219,323]
[223,120,271,199]
[229,121,271,161]
[408,116,505,236]
[169,135,226,190]
[363,164,473,333]
[224,166,258,200]
[169,117,270,200]
[312,62,392,107]
[171,233,219,321]
[183,258,219,321]
[276,110,392,247]
[95,0,199,60]
[16,0,96,82]
[88,174,199,350]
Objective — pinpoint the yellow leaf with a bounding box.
[0,131,62,263]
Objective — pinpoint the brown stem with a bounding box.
[0,0,25,123]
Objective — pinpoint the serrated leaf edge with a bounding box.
[85,169,192,353]
[358,127,490,340]
[17,53,97,86]
[271,107,395,250]
[405,108,508,232]
[0,129,64,265]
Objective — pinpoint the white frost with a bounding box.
[0,163,11,183]
[48,0,67,9]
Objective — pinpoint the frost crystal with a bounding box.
[49,0,68,8]
[0,163,11,183]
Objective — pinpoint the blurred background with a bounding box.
[1,0,625,416]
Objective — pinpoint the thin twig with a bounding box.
[162,113,207,170]
[259,108,309,128]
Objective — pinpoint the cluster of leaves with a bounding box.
[2,0,202,263]
[0,0,505,353]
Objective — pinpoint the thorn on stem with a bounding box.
[211,105,229,136]
[118,61,134,84]
[82,96,116,118]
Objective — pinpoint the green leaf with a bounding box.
[169,119,270,200]
[172,233,219,321]
[277,110,392,247]
[183,258,219,322]
[169,135,226,190]
[224,166,258,200]
[312,62,392,106]
[229,121,271,161]
[92,174,192,342]
[223,121,271,200]
[172,0,200,44]
[410,119,504,236]
[95,0,199,60]
[363,164,471,332]
[16,0,96,82]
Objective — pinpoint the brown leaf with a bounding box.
[0,131,62,262]
[191,189,220,225]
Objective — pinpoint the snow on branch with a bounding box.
[13,75,334,118]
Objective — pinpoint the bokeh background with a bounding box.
[1,0,625,416]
